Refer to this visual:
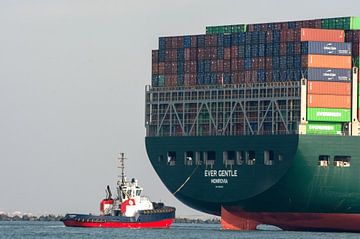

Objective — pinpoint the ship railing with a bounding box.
[145,80,301,92]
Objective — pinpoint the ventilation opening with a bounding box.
[264,150,274,166]
[278,154,283,161]
[205,151,216,169]
[318,155,330,167]
[236,151,245,165]
[195,152,203,165]
[167,151,176,166]
[158,155,164,163]
[334,156,351,167]
[223,151,235,168]
[184,151,194,166]
[246,151,256,165]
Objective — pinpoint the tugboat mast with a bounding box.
[118,153,126,185]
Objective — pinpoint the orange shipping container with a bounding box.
[307,81,351,96]
[301,28,345,42]
[307,94,351,109]
[306,55,352,69]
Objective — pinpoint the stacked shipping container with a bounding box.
[346,31,360,67]
[151,16,360,136]
[304,40,352,134]
[152,28,352,87]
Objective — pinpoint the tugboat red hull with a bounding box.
[62,218,174,229]
[61,207,176,229]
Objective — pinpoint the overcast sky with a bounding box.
[0,0,359,217]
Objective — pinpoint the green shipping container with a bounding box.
[306,122,342,135]
[307,108,351,122]
[206,24,246,34]
[355,58,360,68]
[350,17,360,29]
[321,16,360,30]
[358,83,360,108]
[158,75,165,87]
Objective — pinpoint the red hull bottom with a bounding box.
[221,207,360,232]
[63,219,174,229]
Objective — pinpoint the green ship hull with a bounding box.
[145,135,360,231]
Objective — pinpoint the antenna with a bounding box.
[118,153,126,184]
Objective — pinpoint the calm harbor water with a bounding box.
[1,221,360,239]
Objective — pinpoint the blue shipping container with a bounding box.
[217,34,224,47]
[177,74,184,85]
[152,75,159,86]
[265,44,273,56]
[177,49,184,60]
[272,30,281,43]
[197,74,205,85]
[159,37,166,50]
[251,44,259,57]
[197,35,205,48]
[237,32,246,45]
[259,44,265,57]
[210,73,217,84]
[258,32,266,44]
[245,58,252,70]
[224,73,231,84]
[217,47,224,59]
[204,60,211,73]
[245,32,252,45]
[245,45,252,58]
[238,45,245,57]
[224,35,231,47]
[257,70,266,82]
[197,60,205,73]
[305,68,352,81]
[301,42,352,56]
[183,36,191,48]
[273,43,280,56]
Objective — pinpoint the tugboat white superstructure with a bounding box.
[61,153,175,228]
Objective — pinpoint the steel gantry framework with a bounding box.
[145,81,301,137]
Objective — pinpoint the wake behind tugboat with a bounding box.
[61,153,175,228]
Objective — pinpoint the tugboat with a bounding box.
[61,153,175,228]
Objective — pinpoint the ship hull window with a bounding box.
[223,151,235,168]
[158,155,164,163]
[334,156,351,167]
[236,151,245,165]
[246,151,256,165]
[195,152,203,165]
[205,151,216,169]
[167,152,176,166]
[264,150,274,166]
[318,155,330,167]
[184,151,194,166]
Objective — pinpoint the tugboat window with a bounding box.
[318,155,330,167]
[334,156,351,167]
[167,152,176,166]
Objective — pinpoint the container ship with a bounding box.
[145,17,360,231]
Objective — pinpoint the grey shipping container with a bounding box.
[302,42,352,55]
[305,68,352,81]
